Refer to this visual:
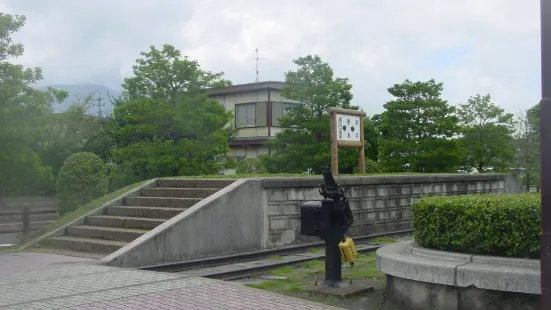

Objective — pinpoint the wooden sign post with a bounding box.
[328,108,366,175]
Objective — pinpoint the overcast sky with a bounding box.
[0,0,541,115]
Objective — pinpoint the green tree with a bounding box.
[378,79,461,172]
[122,44,231,105]
[109,45,234,187]
[364,116,379,161]
[262,55,360,174]
[514,104,540,191]
[38,95,103,176]
[457,94,514,172]
[0,13,67,196]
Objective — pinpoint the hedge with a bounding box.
[56,152,108,216]
[411,193,540,258]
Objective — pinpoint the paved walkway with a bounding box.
[0,252,344,310]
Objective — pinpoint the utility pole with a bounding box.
[540,0,551,307]
[93,92,105,131]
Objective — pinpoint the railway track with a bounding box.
[142,229,413,280]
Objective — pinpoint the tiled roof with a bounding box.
[207,81,286,96]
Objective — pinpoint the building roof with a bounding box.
[207,81,286,96]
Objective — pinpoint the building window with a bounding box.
[236,103,256,128]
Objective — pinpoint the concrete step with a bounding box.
[105,206,184,219]
[141,188,219,199]
[124,197,201,208]
[48,236,127,254]
[86,215,165,230]
[66,225,147,242]
[156,178,234,189]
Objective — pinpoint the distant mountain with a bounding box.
[42,84,122,115]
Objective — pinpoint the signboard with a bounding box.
[328,108,366,175]
[337,114,361,142]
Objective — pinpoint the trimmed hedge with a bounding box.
[56,152,108,216]
[412,193,540,258]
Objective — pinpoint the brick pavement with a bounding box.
[0,252,344,310]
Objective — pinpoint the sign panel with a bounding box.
[336,114,361,142]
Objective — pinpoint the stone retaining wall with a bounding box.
[263,174,522,247]
[376,241,540,310]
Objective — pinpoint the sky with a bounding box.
[0,0,541,115]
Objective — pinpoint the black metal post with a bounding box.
[541,0,551,308]
[322,200,342,287]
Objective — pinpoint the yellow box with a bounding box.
[339,237,358,263]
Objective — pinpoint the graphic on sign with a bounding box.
[336,114,361,142]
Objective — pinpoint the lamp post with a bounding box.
[541,0,551,307]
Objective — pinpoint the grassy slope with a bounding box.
[1,180,149,252]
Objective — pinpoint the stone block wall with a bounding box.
[263,174,512,247]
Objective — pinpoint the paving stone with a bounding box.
[0,252,344,310]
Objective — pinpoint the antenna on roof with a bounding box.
[254,48,267,82]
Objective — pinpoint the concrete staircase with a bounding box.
[46,179,234,257]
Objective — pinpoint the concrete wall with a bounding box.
[102,174,522,268]
[378,241,540,310]
[104,179,267,268]
[263,174,519,247]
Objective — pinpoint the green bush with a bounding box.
[236,158,267,174]
[56,152,108,216]
[412,193,540,258]
[354,158,382,174]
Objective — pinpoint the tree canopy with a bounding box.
[122,44,231,105]
[262,55,362,174]
[457,94,515,172]
[0,13,67,195]
[109,44,234,188]
[377,79,461,173]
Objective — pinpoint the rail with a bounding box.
[142,229,413,279]
[0,207,57,237]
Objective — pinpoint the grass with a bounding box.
[3,180,149,252]
[246,252,384,296]
[370,237,398,244]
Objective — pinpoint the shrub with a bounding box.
[56,152,108,216]
[236,158,267,174]
[354,158,382,174]
[411,193,540,258]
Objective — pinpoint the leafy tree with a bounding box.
[122,44,231,105]
[263,55,360,174]
[38,95,103,175]
[364,116,379,161]
[457,94,515,172]
[56,152,107,215]
[109,45,234,187]
[0,13,67,196]
[514,104,540,190]
[378,79,461,172]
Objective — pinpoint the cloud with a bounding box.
[0,0,541,115]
